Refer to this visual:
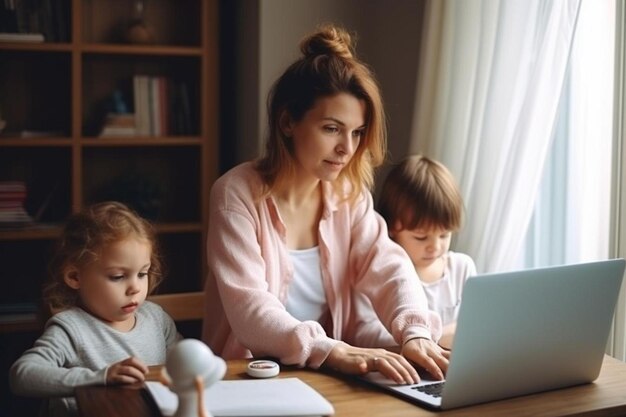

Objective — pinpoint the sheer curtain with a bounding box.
[410,0,581,273]
[522,0,615,269]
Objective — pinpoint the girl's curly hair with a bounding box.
[43,201,164,313]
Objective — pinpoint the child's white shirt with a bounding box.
[350,251,477,348]
[421,251,477,326]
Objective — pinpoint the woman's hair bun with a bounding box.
[300,24,355,60]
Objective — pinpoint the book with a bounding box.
[0,302,38,323]
[168,81,193,135]
[0,181,33,229]
[179,82,192,134]
[98,113,136,137]
[99,126,137,137]
[1,0,69,43]
[158,77,169,135]
[150,76,169,137]
[0,32,44,42]
[133,75,151,136]
[0,302,38,314]
[0,302,38,317]
[0,312,38,323]
[133,75,175,137]
[53,0,68,42]
[102,113,135,128]
[146,377,335,417]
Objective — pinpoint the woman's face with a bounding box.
[284,93,366,182]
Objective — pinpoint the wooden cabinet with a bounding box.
[0,0,218,333]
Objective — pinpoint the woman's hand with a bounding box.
[106,356,149,385]
[323,342,419,384]
[401,337,450,380]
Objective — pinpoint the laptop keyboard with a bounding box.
[412,382,445,398]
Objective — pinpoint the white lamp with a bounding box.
[166,339,227,417]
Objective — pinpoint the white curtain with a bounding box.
[410,0,581,273]
[522,0,615,270]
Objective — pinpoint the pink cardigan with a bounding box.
[202,162,441,368]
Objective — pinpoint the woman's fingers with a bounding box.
[431,349,450,375]
[323,340,453,385]
[418,356,444,381]
[370,354,419,384]
[402,338,449,380]
[324,343,429,384]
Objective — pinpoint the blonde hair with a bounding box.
[44,201,164,312]
[256,24,387,202]
[378,155,464,232]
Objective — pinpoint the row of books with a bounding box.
[0,0,69,43]
[0,181,33,229]
[99,75,194,138]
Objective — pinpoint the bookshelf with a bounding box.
[0,0,219,333]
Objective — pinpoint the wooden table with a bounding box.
[76,355,626,417]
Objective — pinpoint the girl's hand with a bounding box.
[323,342,419,384]
[106,356,149,385]
[401,337,450,381]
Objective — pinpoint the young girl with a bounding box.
[202,25,448,385]
[356,155,477,349]
[10,201,180,416]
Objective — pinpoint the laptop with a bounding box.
[360,258,626,410]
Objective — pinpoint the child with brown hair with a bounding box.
[356,155,476,350]
[10,201,180,416]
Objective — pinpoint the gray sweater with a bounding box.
[10,301,180,416]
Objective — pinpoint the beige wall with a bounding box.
[234,0,426,178]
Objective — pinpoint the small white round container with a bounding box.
[246,360,280,378]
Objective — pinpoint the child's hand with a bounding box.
[106,356,149,385]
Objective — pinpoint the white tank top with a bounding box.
[285,246,328,322]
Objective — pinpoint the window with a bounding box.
[520,0,615,269]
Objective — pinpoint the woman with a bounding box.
[202,24,448,384]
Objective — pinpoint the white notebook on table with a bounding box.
[146,377,335,417]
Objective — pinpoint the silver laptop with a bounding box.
[361,258,626,410]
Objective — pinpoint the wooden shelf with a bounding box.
[80,137,203,146]
[0,43,202,56]
[0,317,43,334]
[0,0,219,333]
[80,43,203,56]
[0,138,72,146]
[154,222,203,234]
[0,223,202,241]
[0,43,73,52]
[0,225,63,241]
